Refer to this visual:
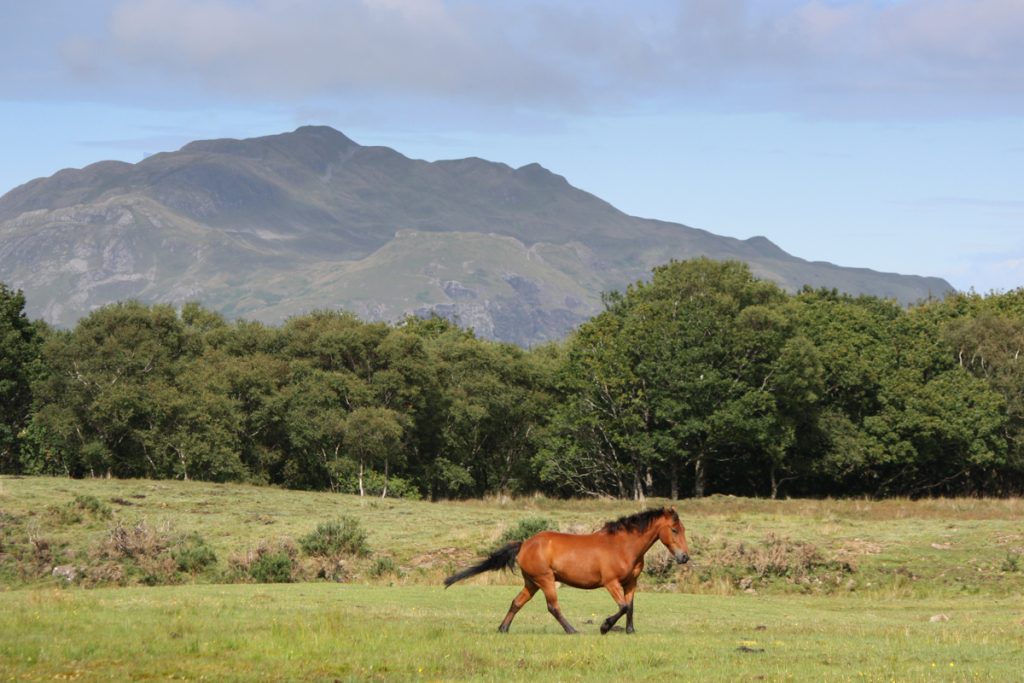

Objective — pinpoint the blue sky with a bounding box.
[2,0,1022,293]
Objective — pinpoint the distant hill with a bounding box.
[0,126,952,345]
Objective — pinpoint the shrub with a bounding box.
[686,532,854,594]
[96,520,178,586]
[171,533,218,574]
[101,521,171,560]
[299,517,369,558]
[309,555,348,583]
[249,551,294,583]
[643,552,679,583]
[73,495,113,520]
[229,539,299,583]
[47,504,82,526]
[369,556,401,579]
[498,517,554,545]
[49,495,113,526]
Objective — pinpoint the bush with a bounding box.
[498,517,554,545]
[369,556,401,579]
[47,504,82,526]
[229,539,299,583]
[171,533,218,574]
[73,495,112,520]
[687,533,854,594]
[309,555,348,583]
[101,521,171,560]
[49,495,113,526]
[299,517,369,557]
[249,551,294,583]
[643,552,679,583]
[96,520,178,586]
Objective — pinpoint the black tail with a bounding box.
[444,541,522,588]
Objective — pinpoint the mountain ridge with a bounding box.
[0,126,953,345]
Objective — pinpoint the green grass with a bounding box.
[2,476,1024,680]
[1,584,1021,682]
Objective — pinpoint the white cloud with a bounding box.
[5,0,1022,119]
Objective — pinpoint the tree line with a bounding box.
[2,258,1023,499]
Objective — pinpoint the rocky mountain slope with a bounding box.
[0,126,952,345]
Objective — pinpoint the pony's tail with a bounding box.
[443,541,521,588]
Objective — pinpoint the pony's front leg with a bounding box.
[624,581,637,634]
[600,580,629,635]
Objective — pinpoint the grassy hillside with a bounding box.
[3,476,1023,596]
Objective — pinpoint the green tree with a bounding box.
[0,283,43,472]
[280,367,368,490]
[432,333,555,497]
[25,302,244,481]
[344,406,406,497]
[942,307,1024,490]
[541,259,795,498]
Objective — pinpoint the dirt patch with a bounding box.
[408,546,476,570]
[835,538,883,565]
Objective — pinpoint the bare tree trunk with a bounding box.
[632,468,646,501]
[670,460,679,500]
[176,446,189,482]
[770,465,779,500]
[381,458,389,499]
[694,456,706,498]
[358,460,365,497]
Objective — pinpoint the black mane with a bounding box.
[601,507,678,534]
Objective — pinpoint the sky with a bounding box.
[1,0,1022,293]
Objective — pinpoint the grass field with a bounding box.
[3,584,1023,682]
[2,476,1024,681]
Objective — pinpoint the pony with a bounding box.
[444,506,689,634]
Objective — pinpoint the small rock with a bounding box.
[931,543,952,550]
[52,565,78,582]
[929,614,950,622]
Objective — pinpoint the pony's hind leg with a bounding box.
[498,579,537,633]
[536,574,577,634]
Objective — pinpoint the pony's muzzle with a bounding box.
[675,552,690,565]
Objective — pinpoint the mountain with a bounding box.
[0,126,952,345]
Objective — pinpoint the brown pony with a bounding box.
[444,507,690,634]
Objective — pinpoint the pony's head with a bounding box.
[601,507,690,564]
[657,507,690,565]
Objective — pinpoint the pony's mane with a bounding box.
[601,507,678,534]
